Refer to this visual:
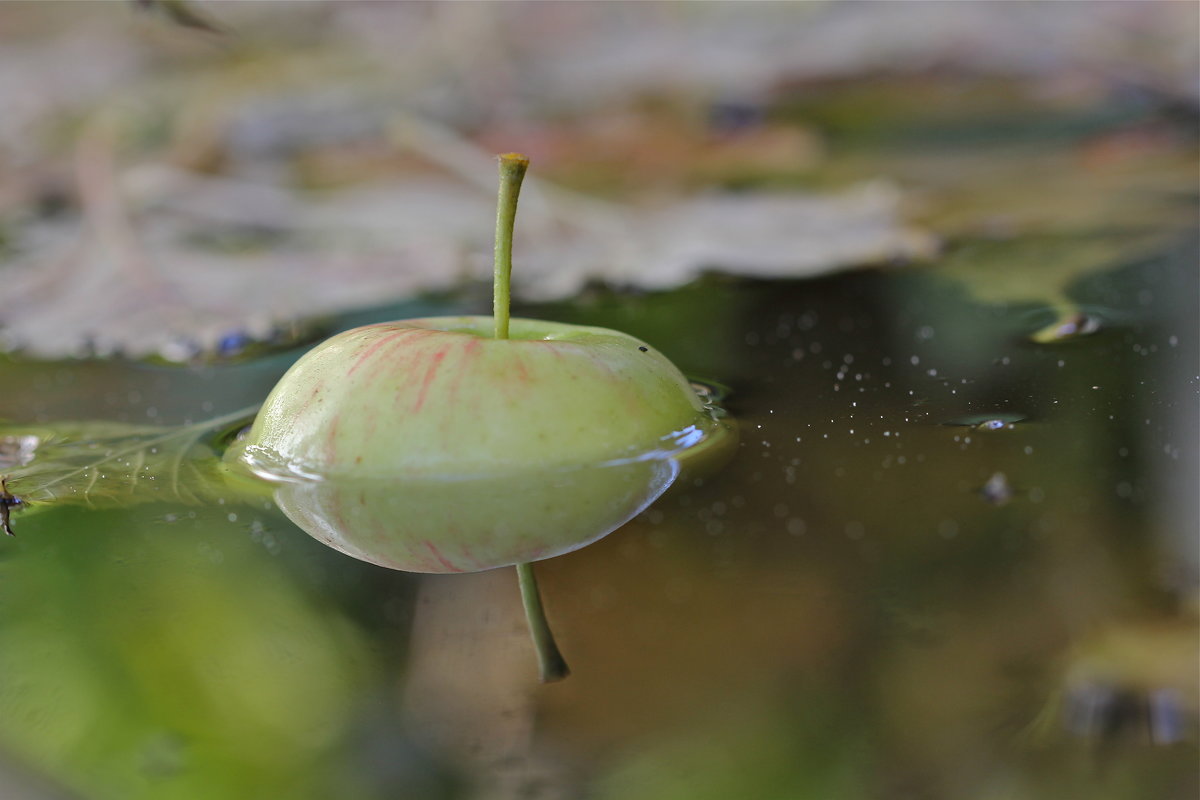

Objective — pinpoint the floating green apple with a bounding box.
[229,154,731,681]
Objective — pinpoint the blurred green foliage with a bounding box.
[0,505,378,800]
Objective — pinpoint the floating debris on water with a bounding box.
[0,477,24,536]
[944,412,1027,430]
[1030,308,1106,343]
[979,471,1014,505]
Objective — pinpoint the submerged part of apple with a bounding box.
[269,458,680,573]
[236,315,722,481]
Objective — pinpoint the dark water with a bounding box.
[0,236,1196,799]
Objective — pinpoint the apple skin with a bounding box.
[237,316,713,480]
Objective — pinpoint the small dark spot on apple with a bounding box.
[638,346,648,352]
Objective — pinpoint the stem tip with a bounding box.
[516,561,570,683]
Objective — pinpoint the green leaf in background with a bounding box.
[0,407,258,519]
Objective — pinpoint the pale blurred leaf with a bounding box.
[0,154,934,361]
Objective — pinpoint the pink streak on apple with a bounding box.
[423,540,464,572]
[412,349,448,413]
[347,328,416,377]
[324,416,340,462]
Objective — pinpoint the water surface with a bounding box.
[0,231,1195,799]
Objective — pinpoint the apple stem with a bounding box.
[493,153,529,341]
[515,561,570,683]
